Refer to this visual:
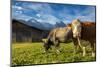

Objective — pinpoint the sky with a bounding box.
[12,0,96,25]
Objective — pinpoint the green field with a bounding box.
[12,42,96,66]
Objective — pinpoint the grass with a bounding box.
[12,42,96,66]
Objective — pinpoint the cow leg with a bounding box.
[44,47,49,53]
[77,37,82,50]
[73,38,79,54]
[55,40,60,54]
[44,44,51,53]
[73,38,86,57]
[82,47,86,57]
[56,44,60,54]
[77,37,87,57]
[72,38,79,61]
[90,42,95,57]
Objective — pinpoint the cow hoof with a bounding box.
[43,50,46,53]
[92,52,95,57]
[82,53,85,57]
[83,55,85,57]
[83,47,86,57]
[56,50,60,54]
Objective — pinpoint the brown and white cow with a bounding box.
[42,19,96,57]
[71,19,96,57]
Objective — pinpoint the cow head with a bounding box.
[42,39,50,52]
[71,19,82,38]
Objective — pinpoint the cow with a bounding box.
[71,19,96,57]
[42,19,96,57]
[42,24,73,53]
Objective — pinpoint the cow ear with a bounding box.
[42,39,48,43]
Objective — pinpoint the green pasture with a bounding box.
[12,42,96,66]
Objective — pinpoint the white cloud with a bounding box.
[17,7,22,10]
[12,5,23,10]
[12,2,96,24]
[15,11,23,14]
[22,3,54,15]
[58,6,95,23]
[35,14,60,25]
[12,12,32,21]
[75,6,95,22]
[36,14,41,17]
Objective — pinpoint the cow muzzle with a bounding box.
[73,32,81,38]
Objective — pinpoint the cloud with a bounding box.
[12,1,96,24]
[12,11,32,21]
[22,3,43,11]
[57,5,96,23]
[75,6,96,22]
[12,4,35,20]
[35,14,60,25]
[19,2,60,24]
[15,11,23,14]
[22,3,54,15]
[36,14,41,17]
[12,5,23,10]
[12,5,24,15]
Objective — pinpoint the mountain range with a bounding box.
[13,18,66,30]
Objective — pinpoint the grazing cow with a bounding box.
[71,19,96,57]
[42,25,73,53]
